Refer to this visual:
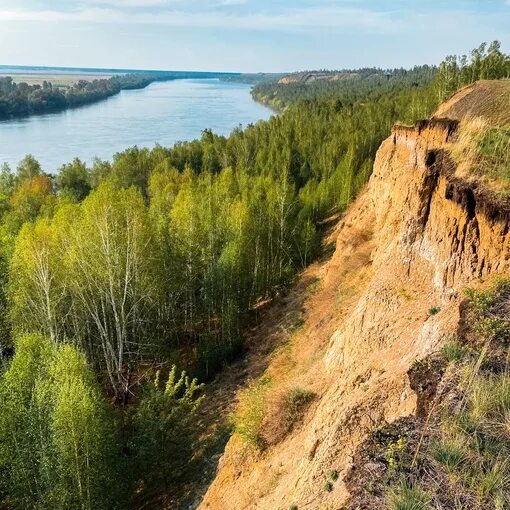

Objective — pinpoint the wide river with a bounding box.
[0,79,272,172]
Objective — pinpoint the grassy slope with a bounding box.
[438,81,510,195]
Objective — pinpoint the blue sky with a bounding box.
[0,0,509,72]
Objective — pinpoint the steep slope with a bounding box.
[199,81,510,510]
[435,79,510,127]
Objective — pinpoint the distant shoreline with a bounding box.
[0,69,244,121]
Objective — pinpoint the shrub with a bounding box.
[386,437,406,471]
[324,481,333,492]
[260,386,315,446]
[465,279,510,342]
[234,377,271,449]
[130,366,204,491]
[428,306,441,316]
[328,469,339,481]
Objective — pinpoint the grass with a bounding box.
[477,128,510,184]
[441,340,469,363]
[431,438,466,474]
[386,482,430,510]
[378,278,510,508]
[471,458,510,504]
[451,118,510,193]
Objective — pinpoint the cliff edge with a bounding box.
[199,80,510,510]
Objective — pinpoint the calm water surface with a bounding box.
[0,79,272,172]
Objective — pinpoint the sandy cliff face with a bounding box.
[199,84,510,510]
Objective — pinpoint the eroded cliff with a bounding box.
[199,81,510,510]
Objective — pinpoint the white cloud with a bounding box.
[89,0,179,6]
[0,4,399,32]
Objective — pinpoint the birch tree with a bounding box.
[64,183,162,401]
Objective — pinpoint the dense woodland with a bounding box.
[0,76,125,119]
[252,42,510,111]
[0,43,508,509]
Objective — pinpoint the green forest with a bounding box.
[0,43,509,509]
[0,76,130,119]
[252,41,510,111]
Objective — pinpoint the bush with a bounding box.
[465,279,510,342]
[328,469,339,481]
[234,377,271,449]
[428,306,441,316]
[324,481,333,492]
[260,386,315,446]
[130,366,203,491]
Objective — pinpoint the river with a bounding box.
[0,79,273,172]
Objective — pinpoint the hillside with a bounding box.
[436,79,510,127]
[277,71,359,85]
[199,81,510,509]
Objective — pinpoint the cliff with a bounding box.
[198,81,510,510]
[277,72,359,85]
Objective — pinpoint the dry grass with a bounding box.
[436,80,510,128]
[450,118,510,193]
[260,386,315,446]
[1,72,114,87]
[345,277,510,510]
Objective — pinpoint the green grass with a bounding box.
[386,482,430,510]
[477,128,510,183]
[431,438,466,473]
[452,120,510,194]
[441,340,469,363]
[470,374,510,421]
[471,458,510,503]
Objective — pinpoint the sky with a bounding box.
[0,0,509,73]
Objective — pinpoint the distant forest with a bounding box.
[0,42,508,510]
[252,41,510,111]
[0,70,238,119]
